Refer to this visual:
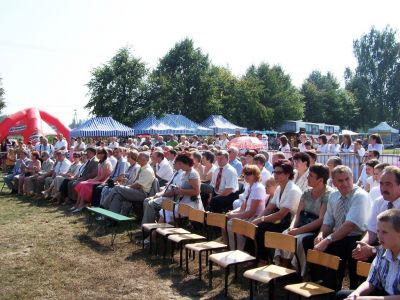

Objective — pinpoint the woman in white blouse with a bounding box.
[367,133,384,155]
[328,134,341,154]
[316,135,329,153]
[293,152,310,192]
[225,165,266,250]
[278,135,291,152]
[340,134,354,152]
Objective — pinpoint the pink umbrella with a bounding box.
[227,136,264,150]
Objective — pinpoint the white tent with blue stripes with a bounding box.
[132,115,188,135]
[159,114,213,136]
[200,115,247,134]
[70,117,135,137]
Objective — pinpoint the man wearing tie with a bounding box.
[352,166,400,262]
[209,150,239,213]
[303,165,370,290]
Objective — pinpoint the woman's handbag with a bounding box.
[297,210,319,228]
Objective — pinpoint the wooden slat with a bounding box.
[178,203,191,217]
[356,261,371,278]
[189,209,205,224]
[232,218,257,240]
[206,212,227,229]
[161,199,175,212]
[307,250,341,271]
[265,232,296,253]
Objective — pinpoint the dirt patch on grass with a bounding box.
[0,190,258,300]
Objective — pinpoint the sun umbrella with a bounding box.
[227,136,264,150]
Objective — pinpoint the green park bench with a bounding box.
[86,207,135,246]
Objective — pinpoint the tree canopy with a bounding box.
[0,76,5,114]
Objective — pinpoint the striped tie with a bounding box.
[336,196,347,226]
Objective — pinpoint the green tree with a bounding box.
[147,38,213,122]
[0,76,5,114]
[302,71,358,128]
[345,26,400,128]
[243,63,304,129]
[85,48,148,125]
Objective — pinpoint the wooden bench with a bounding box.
[86,207,135,246]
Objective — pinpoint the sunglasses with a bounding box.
[243,172,254,176]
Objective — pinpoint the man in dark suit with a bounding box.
[61,147,98,204]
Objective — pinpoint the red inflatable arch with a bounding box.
[0,107,70,144]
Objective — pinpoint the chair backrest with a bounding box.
[231,218,257,240]
[178,203,192,218]
[306,249,341,271]
[356,261,371,278]
[264,232,296,253]
[161,199,175,212]
[189,209,206,224]
[206,212,227,230]
[148,178,160,197]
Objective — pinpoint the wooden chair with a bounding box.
[141,199,175,252]
[284,249,341,299]
[184,212,228,280]
[356,260,371,279]
[155,203,192,258]
[244,232,300,299]
[208,218,258,297]
[168,208,207,267]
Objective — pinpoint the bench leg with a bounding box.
[198,251,202,280]
[208,260,213,288]
[185,247,189,274]
[224,266,229,297]
[249,279,254,300]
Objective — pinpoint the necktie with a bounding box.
[387,202,394,209]
[336,196,347,226]
[133,168,142,183]
[214,167,223,193]
[111,160,120,178]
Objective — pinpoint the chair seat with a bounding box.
[243,264,296,283]
[209,250,256,268]
[142,223,174,231]
[156,227,191,236]
[185,241,228,252]
[284,282,335,298]
[168,233,206,243]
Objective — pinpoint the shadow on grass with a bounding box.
[74,233,115,253]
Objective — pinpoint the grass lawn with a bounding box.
[0,178,268,300]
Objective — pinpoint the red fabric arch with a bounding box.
[0,107,70,143]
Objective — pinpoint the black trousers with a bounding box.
[254,221,290,261]
[209,191,240,213]
[91,184,105,207]
[302,235,361,290]
[60,178,72,197]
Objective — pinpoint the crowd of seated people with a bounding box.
[2,131,400,298]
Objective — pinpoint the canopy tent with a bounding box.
[253,130,279,136]
[200,115,247,135]
[70,117,135,138]
[158,114,213,136]
[368,122,398,134]
[132,115,191,135]
[368,122,399,145]
[340,129,359,135]
[0,107,70,143]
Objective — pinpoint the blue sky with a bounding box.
[1,0,399,127]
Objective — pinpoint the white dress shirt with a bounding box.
[156,158,174,182]
[210,163,239,194]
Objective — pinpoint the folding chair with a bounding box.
[141,199,175,252]
[356,260,371,280]
[244,232,300,299]
[168,208,207,267]
[208,218,258,297]
[155,203,192,258]
[284,249,341,299]
[185,212,228,280]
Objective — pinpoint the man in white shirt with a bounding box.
[44,151,71,191]
[209,150,239,213]
[72,137,86,151]
[352,166,400,262]
[306,165,370,289]
[35,137,54,158]
[151,150,173,187]
[108,137,119,149]
[54,133,68,151]
[219,133,229,150]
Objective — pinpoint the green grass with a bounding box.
[0,177,258,300]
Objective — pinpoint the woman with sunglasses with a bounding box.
[225,165,266,250]
[252,159,302,261]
